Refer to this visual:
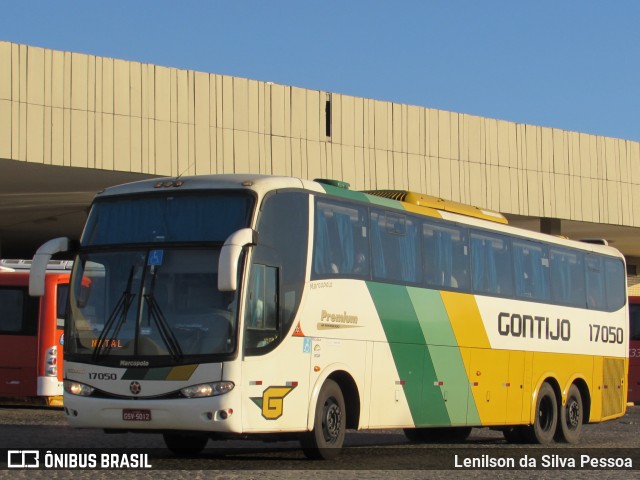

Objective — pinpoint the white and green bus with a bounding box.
[29,174,628,459]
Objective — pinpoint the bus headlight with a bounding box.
[64,380,95,397]
[181,381,234,398]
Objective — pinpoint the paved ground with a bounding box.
[0,404,638,478]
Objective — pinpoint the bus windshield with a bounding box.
[82,192,254,246]
[67,191,253,365]
[67,248,239,364]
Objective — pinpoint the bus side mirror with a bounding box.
[218,228,256,292]
[29,237,70,296]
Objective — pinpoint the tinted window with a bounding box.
[246,191,309,355]
[56,284,69,328]
[549,248,586,308]
[83,192,254,245]
[470,231,513,296]
[604,258,625,311]
[0,288,38,335]
[585,255,606,309]
[423,221,470,291]
[244,264,279,352]
[513,240,550,301]
[313,200,369,278]
[371,211,421,284]
[630,303,640,341]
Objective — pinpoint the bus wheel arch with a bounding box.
[571,378,591,424]
[307,367,361,431]
[326,370,360,430]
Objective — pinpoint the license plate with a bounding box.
[122,409,151,421]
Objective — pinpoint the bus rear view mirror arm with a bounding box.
[218,228,257,292]
[29,237,70,296]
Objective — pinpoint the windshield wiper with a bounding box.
[92,267,136,361]
[143,268,183,362]
[144,293,184,362]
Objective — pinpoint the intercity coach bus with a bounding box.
[29,175,628,458]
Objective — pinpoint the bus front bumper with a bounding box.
[63,393,241,433]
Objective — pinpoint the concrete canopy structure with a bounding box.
[2,41,640,284]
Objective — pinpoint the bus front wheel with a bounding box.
[301,379,346,460]
[555,384,583,443]
[526,382,558,444]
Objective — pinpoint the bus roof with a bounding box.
[0,259,73,272]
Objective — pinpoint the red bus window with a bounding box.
[0,287,38,335]
[56,284,69,328]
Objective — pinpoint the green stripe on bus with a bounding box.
[407,288,474,424]
[320,184,405,210]
[320,184,371,203]
[366,282,451,426]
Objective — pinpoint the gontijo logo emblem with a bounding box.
[250,385,297,420]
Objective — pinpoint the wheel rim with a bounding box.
[322,397,342,444]
[566,398,580,430]
[538,395,554,432]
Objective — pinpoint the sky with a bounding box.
[4,1,640,141]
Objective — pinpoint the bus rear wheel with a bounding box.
[526,382,558,444]
[301,379,346,460]
[403,426,472,443]
[556,384,583,443]
[163,432,208,456]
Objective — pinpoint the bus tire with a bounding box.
[301,379,346,460]
[163,432,208,456]
[526,382,558,444]
[555,384,583,443]
[403,426,472,443]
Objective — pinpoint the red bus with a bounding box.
[629,296,640,404]
[0,259,71,406]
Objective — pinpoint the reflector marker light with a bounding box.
[45,346,57,377]
[434,381,444,386]
[286,381,299,387]
[250,381,263,386]
[470,382,479,387]
[503,383,511,387]
[395,380,406,385]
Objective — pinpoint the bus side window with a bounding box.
[513,240,550,301]
[0,288,38,335]
[371,211,420,284]
[56,284,69,328]
[471,231,513,296]
[550,248,586,308]
[313,200,369,278]
[604,257,625,311]
[423,222,470,291]
[585,255,605,309]
[244,264,279,352]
